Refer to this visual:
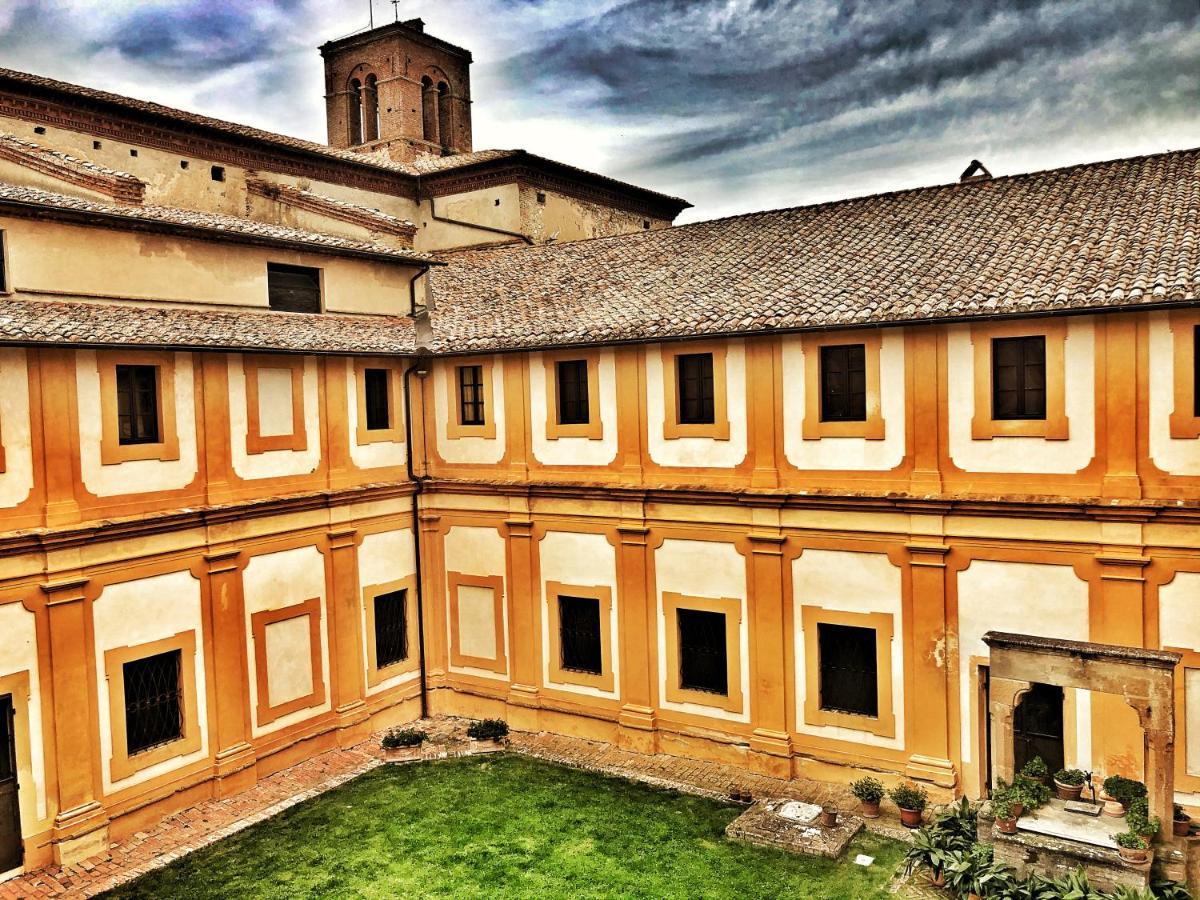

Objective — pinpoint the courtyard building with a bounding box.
[0,15,1196,885]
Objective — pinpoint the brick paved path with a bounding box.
[1,717,925,898]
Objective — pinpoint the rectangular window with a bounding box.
[363,367,391,431]
[0,230,7,292]
[817,622,878,718]
[558,595,602,675]
[556,359,590,425]
[267,263,321,314]
[677,608,728,695]
[991,335,1046,420]
[458,364,485,426]
[676,352,715,425]
[1194,325,1199,418]
[819,343,866,421]
[115,364,160,445]
[123,649,183,755]
[373,589,409,669]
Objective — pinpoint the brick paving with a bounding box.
[2,717,928,898]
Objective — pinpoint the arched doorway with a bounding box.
[1013,682,1064,776]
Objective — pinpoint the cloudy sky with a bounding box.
[0,0,1196,222]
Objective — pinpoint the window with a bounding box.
[437,81,452,151]
[93,140,102,149]
[267,263,321,314]
[0,230,8,292]
[991,335,1046,420]
[122,649,183,755]
[556,359,590,425]
[458,364,485,426]
[211,165,226,182]
[558,595,602,675]
[364,367,391,431]
[817,622,878,717]
[421,76,437,143]
[115,364,160,445]
[33,126,45,135]
[676,353,715,425]
[180,160,189,170]
[819,343,866,421]
[1193,325,1199,418]
[373,589,409,669]
[677,608,728,695]
[129,148,137,157]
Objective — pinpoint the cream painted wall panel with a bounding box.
[458,586,498,658]
[444,526,509,681]
[0,601,47,825]
[358,528,418,695]
[647,341,748,468]
[655,538,750,723]
[76,351,199,496]
[0,349,34,508]
[782,332,907,470]
[92,570,209,793]
[529,350,618,467]
[792,550,905,749]
[1148,314,1200,475]
[539,531,620,700]
[345,359,407,470]
[1160,572,1200,651]
[264,617,315,706]
[433,358,506,465]
[1188,671,1200,778]
[228,355,322,480]
[947,318,1096,473]
[956,560,1090,767]
[242,545,331,737]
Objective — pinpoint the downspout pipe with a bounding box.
[417,173,533,246]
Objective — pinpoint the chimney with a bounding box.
[959,159,993,183]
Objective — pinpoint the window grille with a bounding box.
[115,364,160,445]
[676,353,715,424]
[677,608,728,695]
[817,622,878,717]
[458,365,485,426]
[374,589,409,668]
[992,335,1046,420]
[819,343,867,421]
[558,595,602,674]
[556,360,590,425]
[123,650,183,755]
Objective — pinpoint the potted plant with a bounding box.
[1014,773,1050,811]
[902,826,953,888]
[380,726,426,762]
[992,796,1018,835]
[1020,756,1049,785]
[850,776,885,819]
[819,804,838,828]
[993,780,1024,818]
[1174,804,1192,838]
[1115,829,1150,864]
[1101,775,1147,817]
[1126,797,1160,840]
[889,782,928,829]
[1053,767,1087,802]
[467,717,509,752]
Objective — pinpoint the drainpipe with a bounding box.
[417,173,533,246]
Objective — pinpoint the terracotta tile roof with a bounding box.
[0,132,145,203]
[0,295,416,355]
[0,181,436,264]
[245,177,417,240]
[409,149,522,174]
[428,148,1200,352]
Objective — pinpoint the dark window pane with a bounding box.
[677,353,715,424]
[115,364,160,445]
[991,335,1046,420]
[0,697,13,782]
[364,368,391,431]
[374,589,408,668]
[556,360,590,425]
[0,231,7,292]
[458,365,485,425]
[123,650,183,755]
[267,263,321,313]
[678,608,727,695]
[819,343,867,421]
[817,622,878,717]
[559,595,602,674]
[1194,326,1199,418]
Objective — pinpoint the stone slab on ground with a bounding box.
[726,798,863,859]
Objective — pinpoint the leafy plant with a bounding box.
[1173,804,1191,822]
[1115,829,1148,850]
[902,825,957,880]
[1021,756,1049,780]
[467,718,509,741]
[992,796,1016,821]
[1014,773,1052,809]
[849,776,885,804]
[1126,796,1160,838]
[381,726,426,749]
[1054,768,1087,786]
[889,782,928,812]
[1151,879,1193,900]
[1103,775,1147,806]
[933,796,979,844]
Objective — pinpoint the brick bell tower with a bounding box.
[319,17,472,163]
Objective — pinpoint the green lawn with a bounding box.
[103,755,905,899]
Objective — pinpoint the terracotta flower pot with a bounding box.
[1118,846,1149,864]
[1054,779,1084,802]
[899,806,923,829]
[996,817,1018,835]
[819,808,838,828]
[1174,818,1191,837]
[860,799,880,819]
[1101,793,1126,818]
[927,868,946,888]
[1010,801,1025,818]
[383,745,423,763]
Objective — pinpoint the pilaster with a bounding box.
[204,549,256,796]
[328,527,370,742]
[616,525,657,753]
[747,532,791,777]
[904,542,957,788]
[504,518,540,730]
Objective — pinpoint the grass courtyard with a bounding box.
[103,754,905,899]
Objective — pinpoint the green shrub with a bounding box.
[849,776,885,804]
[1053,767,1087,786]
[1126,796,1160,838]
[1020,756,1049,780]
[467,718,509,741]
[1115,829,1148,851]
[902,825,957,879]
[889,782,927,812]
[1103,774,1147,806]
[992,795,1016,821]
[933,797,978,844]
[1014,773,1052,810]
[381,727,426,749]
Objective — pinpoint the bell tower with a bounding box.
[319,17,472,164]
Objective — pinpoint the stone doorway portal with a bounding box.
[1013,683,1064,777]
[0,694,21,874]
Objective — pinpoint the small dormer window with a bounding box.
[267,263,321,314]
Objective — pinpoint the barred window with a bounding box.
[817,622,878,717]
[115,364,160,445]
[373,589,408,669]
[364,368,391,431]
[558,595,602,675]
[819,343,866,421]
[267,263,321,314]
[123,650,183,755]
[992,335,1046,420]
[677,608,728,695]
[676,353,715,425]
[458,365,485,426]
[556,360,590,425]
